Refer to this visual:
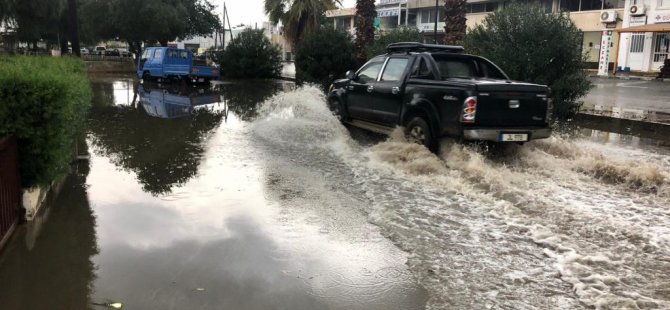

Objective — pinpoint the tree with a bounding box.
[264,0,340,48]
[295,27,357,88]
[463,3,592,118]
[444,0,467,44]
[367,27,424,57]
[219,29,282,79]
[79,0,220,56]
[354,0,376,61]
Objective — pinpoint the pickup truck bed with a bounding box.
[328,43,552,151]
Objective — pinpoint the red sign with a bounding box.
[655,11,670,23]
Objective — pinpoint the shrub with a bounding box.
[0,56,92,187]
[219,29,282,78]
[463,3,592,119]
[295,27,357,88]
[367,27,425,58]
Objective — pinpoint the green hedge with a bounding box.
[295,27,357,88]
[217,29,282,78]
[0,56,92,187]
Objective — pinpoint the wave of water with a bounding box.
[251,86,670,309]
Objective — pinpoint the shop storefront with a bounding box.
[616,2,670,72]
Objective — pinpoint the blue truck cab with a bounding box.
[137,47,220,83]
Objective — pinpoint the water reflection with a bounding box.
[214,80,293,121]
[87,83,226,195]
[0,160,98,309]
[575,113,670,147]
[139,83,228,119]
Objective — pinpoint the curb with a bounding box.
[587,74,670,82]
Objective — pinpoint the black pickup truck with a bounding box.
[327,42,552,151]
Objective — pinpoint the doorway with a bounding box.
[652,32,669,70]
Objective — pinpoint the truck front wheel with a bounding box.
[328,98,347,123]
[405,117,437,152]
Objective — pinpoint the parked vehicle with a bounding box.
[94,46,106,55]
[117,48,132,58]
[80,47,90,55]
[328,42,552,151]
[137,47,220,83]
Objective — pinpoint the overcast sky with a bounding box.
[216,0,356,28]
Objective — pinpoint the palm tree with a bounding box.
[355,0,375,61]
[444,0,467,44]
[265,0,340,48]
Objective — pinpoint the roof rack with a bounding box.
[386,42,464,54]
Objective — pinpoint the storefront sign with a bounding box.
[379,0,407,4]
[377,8,399,17]
[654,10,670,23]
[598,30,613,76]
[629,16,647,27]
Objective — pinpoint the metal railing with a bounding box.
[0,136,21,251]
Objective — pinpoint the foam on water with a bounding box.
[251,87,670,309]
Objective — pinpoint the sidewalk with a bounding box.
[585,69,670,82]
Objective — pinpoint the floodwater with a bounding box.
[0,75,669,310]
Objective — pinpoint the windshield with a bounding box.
[431,55,508,80]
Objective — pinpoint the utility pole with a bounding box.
[434,0,438,44]
[68,0,81,56]
[222,3,226,49]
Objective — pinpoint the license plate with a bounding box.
[500,133,528,142]
[198,78,205,82]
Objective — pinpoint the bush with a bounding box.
[367,27,425,57]
[463,3,592,119]
[295,27,358,88]
[0,56,92,187]
[219,29,282,78]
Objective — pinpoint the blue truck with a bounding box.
[137,47,220,83]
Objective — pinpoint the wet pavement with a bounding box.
[582,78,670,124]
[0,75,669,309]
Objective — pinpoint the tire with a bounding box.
[328,98,347,122]
[405,116,437,152]
[142,71,151,81]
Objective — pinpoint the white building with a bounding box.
[615,0,670,72]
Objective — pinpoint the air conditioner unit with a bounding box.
[600,10,618,23]
[629,5,646,16]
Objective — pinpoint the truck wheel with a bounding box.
[142,71,151,81]
[405,117,437,152]
[328,98,347,122]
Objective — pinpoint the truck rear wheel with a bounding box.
[405,117,437,152]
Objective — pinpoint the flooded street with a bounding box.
[1,75,669,309]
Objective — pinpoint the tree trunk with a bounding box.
[444,0,467,45]
[355,0,377,62]
[68,0,81,57]
[60,34,69,55]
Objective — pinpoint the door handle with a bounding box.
[367,85,374,92]
[392,87,400,94]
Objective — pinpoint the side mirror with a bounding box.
[346,70,356,80]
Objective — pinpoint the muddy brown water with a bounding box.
[0,75,669,310]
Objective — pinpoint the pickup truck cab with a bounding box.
[328,42,552,151]
[137,47,220,83]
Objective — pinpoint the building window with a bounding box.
[465,2,499,13]
[560,0,620,11]
[603,0,625,9]
[630,34,644,53]
[421,9,437,23]
[660,0,670,7]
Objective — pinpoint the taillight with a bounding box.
[461,96,477,123]
[546,97,553,123]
